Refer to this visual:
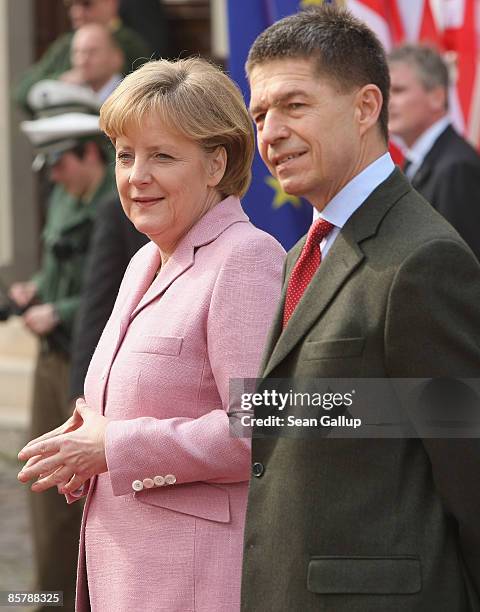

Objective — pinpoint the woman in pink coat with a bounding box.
[18,58,285,611]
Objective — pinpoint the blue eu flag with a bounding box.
[227,0,331,250]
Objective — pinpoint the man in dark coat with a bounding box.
[389,44,480,260]
[241,6,480,611]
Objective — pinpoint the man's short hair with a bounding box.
[246,5,390,142]
[72,22,123,52]
[388,44,450,92]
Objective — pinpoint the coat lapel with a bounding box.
[129,240,194,319]
[256,237,301,377]
[411,125,453,195]
[95,243,161,408]
[411,163,432,192]
[263,168,410,378]
[98,197,249,413]
[128,196,249,321]
[263,232,364,377]
[257,285,287,376]
[117,243,161,330]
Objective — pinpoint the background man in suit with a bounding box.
[26,24,125,117]
[14,0,149,116]
[62,23,125,102]
[389,44,480,260]
[241,6,480,611]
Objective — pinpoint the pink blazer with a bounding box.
[72,196,285,611]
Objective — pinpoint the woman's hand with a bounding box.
[18,399,110,494]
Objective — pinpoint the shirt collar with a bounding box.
[314,152,395,228]
[96,74,123,103]
[405,116,450,167]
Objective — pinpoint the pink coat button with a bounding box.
[164,474,177,485]
[132,480,143,492]
[153,475,165,487]
[143,478,155,489]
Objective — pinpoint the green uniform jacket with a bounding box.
[241,169,480,612]
[14,20,149,114]
[33,167,116,350]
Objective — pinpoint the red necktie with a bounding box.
[283,218,334,328]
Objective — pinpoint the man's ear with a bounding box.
[355,84,383,136]
[428,85,448,113]
[206,146,227,187]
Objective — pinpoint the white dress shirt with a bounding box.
[96,74,123,103]
[312,152,395,259]
[403,116,451,180]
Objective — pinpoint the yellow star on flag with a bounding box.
[265,176,301,209]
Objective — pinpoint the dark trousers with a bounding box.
[30,350,83,612]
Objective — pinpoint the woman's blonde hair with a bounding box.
[100,57,254,198]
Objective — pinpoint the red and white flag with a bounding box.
[347,0,480,149]
[347,0,404,50]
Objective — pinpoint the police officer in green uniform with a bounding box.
[14,0,149,115]
[11,91,116,611]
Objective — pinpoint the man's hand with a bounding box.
[8,281,37,308]
[18,399,109,493]
[23,303,59,335]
